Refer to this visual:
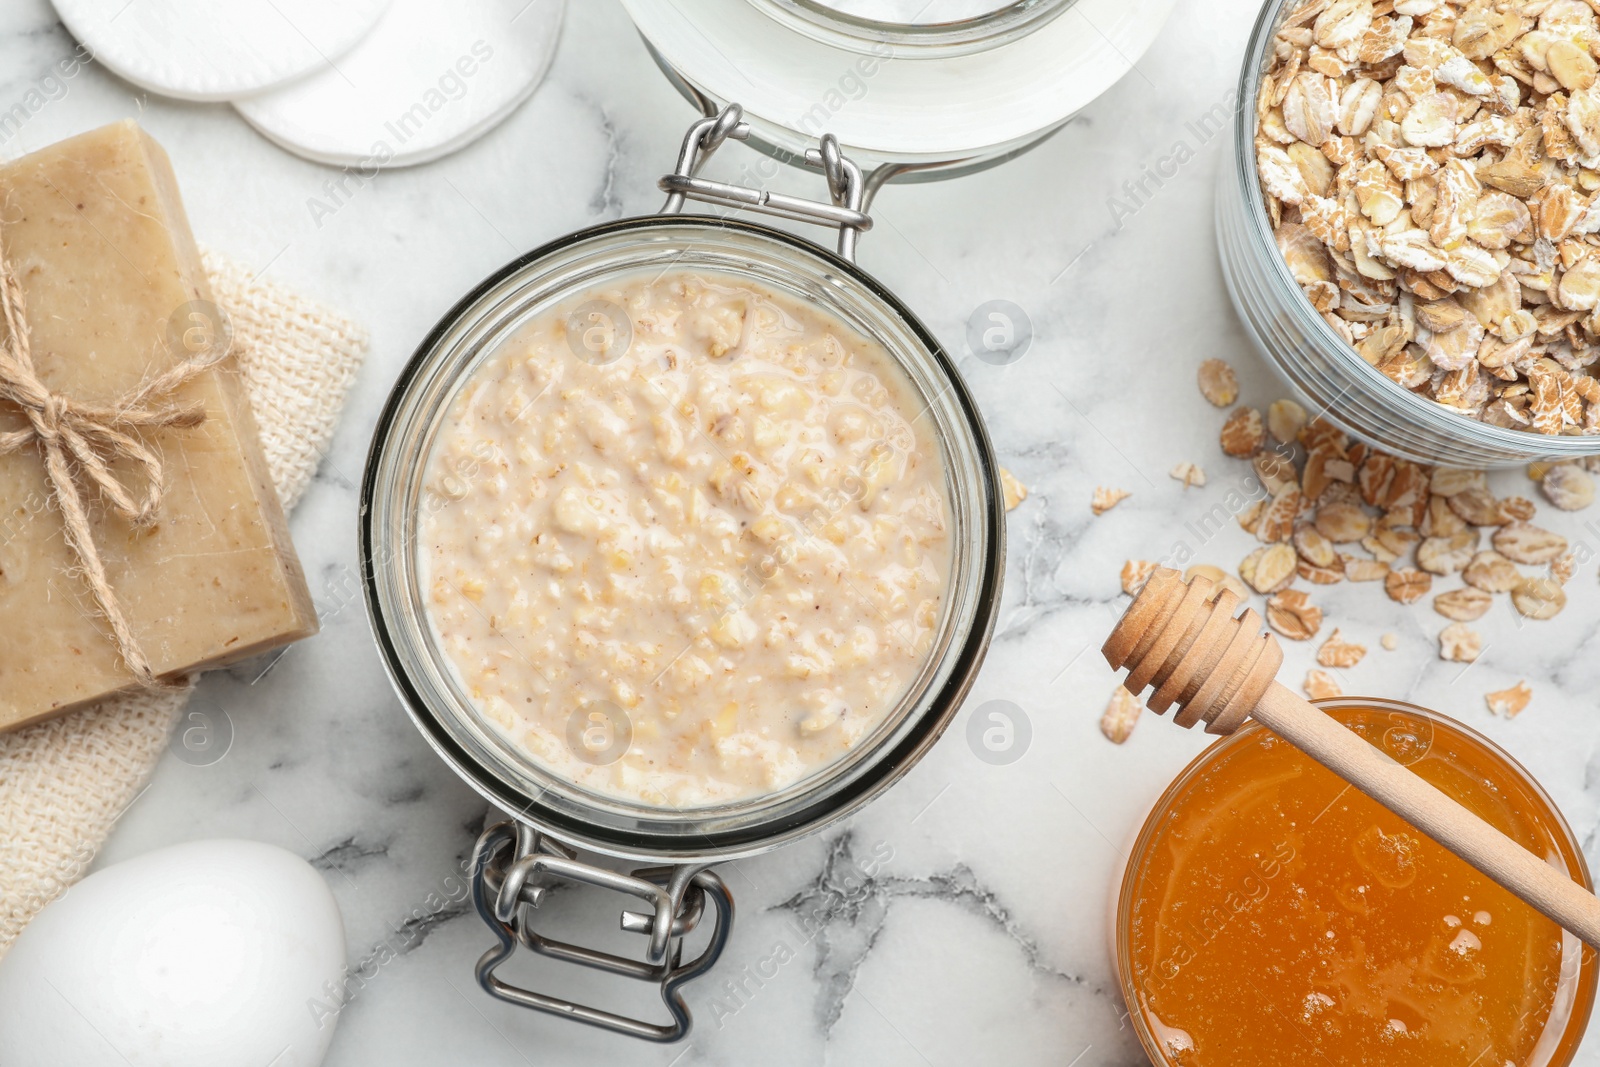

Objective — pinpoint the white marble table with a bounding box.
[7,0,1600,1063]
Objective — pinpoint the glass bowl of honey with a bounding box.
[1115,698,1597,1066]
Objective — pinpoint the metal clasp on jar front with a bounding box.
[470,820,733,1042]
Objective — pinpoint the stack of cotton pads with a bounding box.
[53,0,565,167]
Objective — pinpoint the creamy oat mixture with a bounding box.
[419,271,951,807]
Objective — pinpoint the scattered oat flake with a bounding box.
[1512,577,1567,620]
[1494,523,1567,565]
[1499,496,1536,523]
[1092,486,1132,515]
[1121,559,1158,597]
[1294,524,1338,567]
[1268,589,1324,641]
[1000,467,1028,512]
[1439,623,1483,663]
[1171,461,1207,488]
[1551,553,1577,585]
[1447,487,1506,527]
[1463,551,1521,594]
[1316,502,1371,544]
[1198,359,1240,407]
[1384,567,1432,605]
[1242,543,1298,594]
[1541,464,1596,511]
[1257,488,1298,543]
[1434,587,1493,622]
[1317,628,1366,668]
[1221,407,1267,458]
[1268,399,1308,444]
[1380,632,1398,651]
[1101,685,1143,744]
[1484,682,1533,719]
[1237,498,1266,536]
[1417,531,1480,575]
[1305,669,1343,701]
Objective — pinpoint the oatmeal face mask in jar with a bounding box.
[361,108,1003,1040]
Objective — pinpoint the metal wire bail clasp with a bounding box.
[468,820,733,1042]
[658,103,873,261]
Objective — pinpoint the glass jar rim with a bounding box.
[1233,0,1600,461]
[742,0,1078,58]
[360,214,1004,862]
[1113,696,1597,1066]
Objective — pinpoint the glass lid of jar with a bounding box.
[620,0,1176,172]
[748,0,1075,55]
[797,0,1042,15]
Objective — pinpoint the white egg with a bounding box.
[0,839,346,1067]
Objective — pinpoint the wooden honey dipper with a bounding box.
[1104,566,1600,950]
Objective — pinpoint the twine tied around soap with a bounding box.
[0,238,231,687]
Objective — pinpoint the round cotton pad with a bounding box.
[234,0,565,169]
[51,0,390,102]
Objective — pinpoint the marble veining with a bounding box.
[767,831,1088,1038]
[6,0,1600,1062]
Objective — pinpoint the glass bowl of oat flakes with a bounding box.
[1219,0,1600,466]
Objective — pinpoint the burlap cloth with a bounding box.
[0,251,368,952]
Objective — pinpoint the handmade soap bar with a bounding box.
[0,121,316,729]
